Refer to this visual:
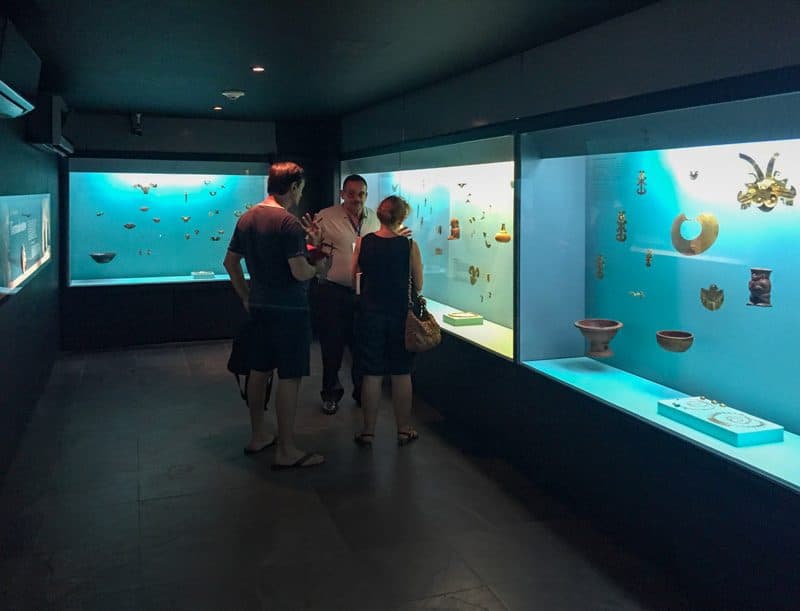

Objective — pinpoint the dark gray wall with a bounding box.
[0,117,60,478]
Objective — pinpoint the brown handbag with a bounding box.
[404,241,441,352]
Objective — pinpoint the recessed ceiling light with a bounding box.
[221,90,245,101]
[212,105,223,111]
[251,65,265,73]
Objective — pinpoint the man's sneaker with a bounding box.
[322,400,339,415]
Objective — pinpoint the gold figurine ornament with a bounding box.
[670,212,719,255]
[616,210,627,242]
[468,265,480,285]
[700,284,724,311]
[636,170,647,195]
[645,249,653,267]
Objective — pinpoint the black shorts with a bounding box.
[357,310,413,375]
[248,306,311,379]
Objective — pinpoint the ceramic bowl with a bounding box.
[656,330,694,352]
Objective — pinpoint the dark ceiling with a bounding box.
[4,0,655,121]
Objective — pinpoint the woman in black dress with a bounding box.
[351,195,423,446]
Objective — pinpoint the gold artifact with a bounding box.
[737,153,796,210]
[181,216,191,222]
[184,233,191,240]
[629,290,645,299]
[152,217,161,223]
[209,191,217,196]
[468,265,480,285]
[670,212,718,255]
[595,254,605,279]
[700,284,724,311]
[123,223,136,229]
[636,170,646,195]
[690,171,699,180]
[486,273,491,282]
[139,206,149,212]
[95,211,104,216]
[494,223,511,243]
[484,240,492,248]
[210,236,221,241]
[133,182,157,194]
[645,249,653,267]
[616,210,627,242]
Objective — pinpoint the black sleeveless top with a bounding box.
[358,234,410,317]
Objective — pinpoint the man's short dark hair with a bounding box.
[341,174,367,190]
[268,162,305,195]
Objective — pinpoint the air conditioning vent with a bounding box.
[0,17,41,119]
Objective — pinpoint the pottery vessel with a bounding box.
[89,252,116,264]
[574,319,623,358]
[656,330,694,353]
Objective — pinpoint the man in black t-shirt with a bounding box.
[224,161,328,470]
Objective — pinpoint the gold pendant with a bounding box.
[700,284,724,311]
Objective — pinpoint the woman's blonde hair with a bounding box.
[376,195,410,227]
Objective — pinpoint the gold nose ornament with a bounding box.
[670,212,719,255]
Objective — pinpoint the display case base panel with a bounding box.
[443,311,484,326]
[525,358,800,492]
[657,398,784,447]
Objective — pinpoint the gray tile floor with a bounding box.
[0,341,692,610]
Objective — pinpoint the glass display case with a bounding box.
[0,193,51,298]
[519,91,800,487]
[342,136,515,359]
[68,158,267,286]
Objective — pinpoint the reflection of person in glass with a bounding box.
[351,196,422,448]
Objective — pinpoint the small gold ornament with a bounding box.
[700,284,724,311]
[616,210,627,242]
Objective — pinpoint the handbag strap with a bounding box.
[407,239,414,309]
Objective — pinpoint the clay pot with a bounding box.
[656,330,693,353]
[89,252,116,264]
[574,319,623,358]
[494,223,511,243]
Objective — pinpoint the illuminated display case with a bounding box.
[342,136,515,359]
[518,92,800,488]
[68,159,267,286]
[0,193,51,298]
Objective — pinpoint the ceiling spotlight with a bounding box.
[212,105,223,111]
[251,65,265,73]
[221,90,245,101]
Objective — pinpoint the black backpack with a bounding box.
[227,321,272,410]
